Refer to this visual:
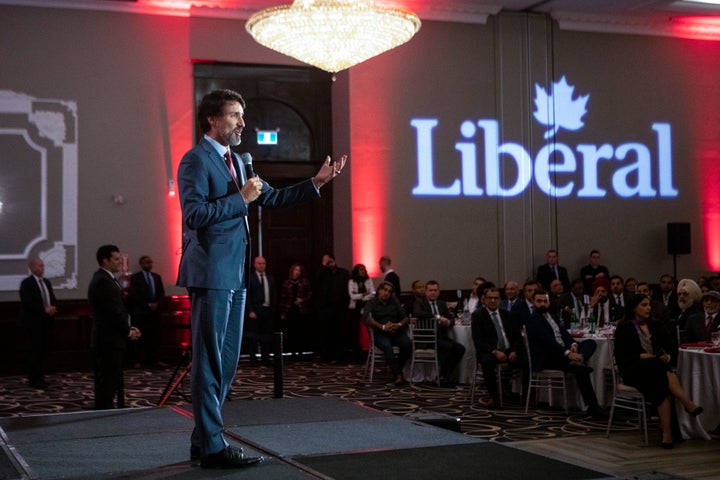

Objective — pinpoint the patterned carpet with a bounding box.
[0,357,639,443]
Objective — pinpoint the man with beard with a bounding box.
[525,290,604,417]
[588,278,611,328]
[608,275,630,323]
[654,274,681,320]
[176,89,346,468]
[672,278,707,342]
[675,278,704,332]
[683,290,720,343]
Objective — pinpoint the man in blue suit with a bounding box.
[177,89,346,469]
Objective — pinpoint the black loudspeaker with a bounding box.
[667,222,691,255]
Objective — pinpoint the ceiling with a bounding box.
[4,0,720,38]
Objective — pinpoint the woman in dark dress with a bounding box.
[278,263,312,357]
[614,293,703,448]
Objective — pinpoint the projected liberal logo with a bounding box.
[411,76,677,198]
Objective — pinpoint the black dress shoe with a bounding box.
[587,406,608,419]
[689,406,703,417]
[201,446,262,469]
[190,445,201,460]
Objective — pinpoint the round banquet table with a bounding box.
[676,347,720,440]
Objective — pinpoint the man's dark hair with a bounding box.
[197,89,246,134]
[96,244,119,266]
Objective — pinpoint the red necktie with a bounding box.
[224,150,237,182]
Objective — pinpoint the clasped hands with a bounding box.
[128,326,142,341]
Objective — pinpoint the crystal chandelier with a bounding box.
[246,0,421,74]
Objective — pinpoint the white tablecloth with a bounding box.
[676,348,720,439]
[451,324,475,384]
[536,335,613,409]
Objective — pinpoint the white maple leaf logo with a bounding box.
[533,76,589,139]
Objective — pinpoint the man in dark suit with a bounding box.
[19,257,57,389]
[129,255,165,367]
[525,290,604,417]
[511,280,539,326]
[608,275,630,323]
[580,249,610,295]
[413,280,465,387]
[471,287,522,408]
[500,280,520,312]
[176,89,346,469]
[314,253,351,362]
[245,256,277,364]
[684,290,720,342]
[88,245,141,410]
[380,255,401,297]
[536,249,570,292]
[654,274,681,320]
[560,278,586,320]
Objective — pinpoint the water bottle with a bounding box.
[587,308,597,334]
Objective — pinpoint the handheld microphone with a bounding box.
[240,152,256,178]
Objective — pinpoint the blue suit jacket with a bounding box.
[176,138,319,290]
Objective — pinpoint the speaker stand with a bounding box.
[158,344,192,406]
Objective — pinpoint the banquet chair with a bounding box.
[469,361,514,406]
[363,326,399,383]
[408,317,441,386]
[522,329,570,413]
[605,341,649,445]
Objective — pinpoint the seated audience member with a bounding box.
[609,275,630,323]
[413,280,466,387]
[709,275,720,292]
[501,280,521,312]
[588,277,611,327]
[548,279,567,320]
[406,280,426,315]
[348,264,375,362]
[461,277,486,315]
[471,287,522,408]
[654,274,681,320]
[614,294,703,448]
[676,278,704,332]
[364,282,413,386]
[526,290,604,417]
[560,278,586,320]
[511,280,539,326]
[536,249,570,292]
[683,290,720,343]
[624,277,638,295]
[580,249,609,295]
[640,282,672,326]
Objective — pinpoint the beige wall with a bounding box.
[0,5,718,300]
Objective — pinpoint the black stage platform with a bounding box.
[0,397,614,479]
